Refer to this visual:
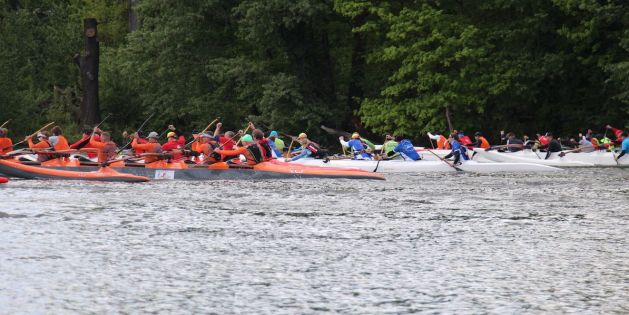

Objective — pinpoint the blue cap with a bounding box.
[269,130,278,137]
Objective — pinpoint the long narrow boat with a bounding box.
[0,158,385,181]
[0,159,149,182]
[288,158,561,173]
[472,148,596,167]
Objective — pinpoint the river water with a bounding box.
[0,168,627,314]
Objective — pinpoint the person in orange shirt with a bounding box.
[215,129,272,165]
[196,133,220,164]
[0,128,13,154]
[427,132,451,149]
[131,131,162,163]
[470,132,490,149]
[49,126,70,151]
[89,127,117,163]
[27,131,52,150]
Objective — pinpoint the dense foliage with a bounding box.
[1,0,627,145]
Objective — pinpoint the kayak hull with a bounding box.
[472,149,596,167]
[0,159,384,181]
[0,160,149,182]
[289,158,561,173]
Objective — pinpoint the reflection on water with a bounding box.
[0,169,628,314]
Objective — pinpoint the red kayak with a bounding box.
[0,176,7,184]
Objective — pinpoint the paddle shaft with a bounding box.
[4,121,56,150]
[184,118,220,147]
[426,149,463,172]
[118,113,155,154]
[0,119,10,129]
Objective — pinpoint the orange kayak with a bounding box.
[0,158,384,181]
[0,159,149,182]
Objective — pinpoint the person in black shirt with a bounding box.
[541,132,562,159]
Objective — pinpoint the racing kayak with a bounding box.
[0,159,149,182]
[472,148,595,167]
[0,176,7,184]
[288,158,561,173]
[0,158,384,181]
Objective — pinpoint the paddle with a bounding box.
[0,119,11,129]
[215,123,251,150]
[425,149,464,172]
[320,125,351,138]
[485,144,524,151]
[285,138,295,158]
[3,121,55,151]
[184,117,220,148]
[117,113,154,154]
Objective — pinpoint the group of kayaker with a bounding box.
[0,121,330,166]
[1,120,627,165]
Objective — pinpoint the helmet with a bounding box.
[298,133,307,139]
[166,131,177,138]
[147,132,159,139]
[241,134,253,142]
[351,132,360,139]
[269,130,278,137]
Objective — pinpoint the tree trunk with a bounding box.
[79,18,101,127]
[128,0,139,32]
[347,12,368,132]
[445,106,453,133]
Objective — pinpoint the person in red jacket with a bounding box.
[457,131,473,146]
[70,128,100,158]
[606,125,625,142]
[132,131,162,163]
[213,123,236,150]
[161,131,186,161]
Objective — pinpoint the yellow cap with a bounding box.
[351,132,360,139]
[167,131,177,138]
[298,133,307,139]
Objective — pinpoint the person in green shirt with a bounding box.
[381,134,399,159]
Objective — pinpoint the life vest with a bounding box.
[100,142,117,162]
[246,140,273,163]
[306,142,319,154]
[437,135,450,149]
[394,139,420,160]
[347,139,365,153]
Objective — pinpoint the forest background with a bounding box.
[1,0,628,147]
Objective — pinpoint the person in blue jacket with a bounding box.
[386,139,421,160]
[443,133,469,165]
[341,133,373,160]
[616,131,629,160]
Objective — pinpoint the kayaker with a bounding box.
[89,127,117,163]
[598,134,613,151]
[340,132,373,160]
[615,132,629,160]
[49,126,70,151]
[539,132,562,159]
[606,125,625,140]
[131,131,163,163]
[427,132,450,149]
[387,139,421,160]
[577,135,595,153]
[286,133,322,162]
[443,133,469,165]
[470,132,490,149]
[214,123,236,150]
[381,135,399,158]
[162,129,186,161]
[503,132,524,152]
[216,129,272,165]
[27,131,52,150]
[458,131,473,146]
[196,133,220,164]
[268,131,284,158]
[0,128,13,154]
[70,127,100,158]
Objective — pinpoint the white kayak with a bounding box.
[288,158,561,173]
[472,148,596,167]
[474,149,627,166]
